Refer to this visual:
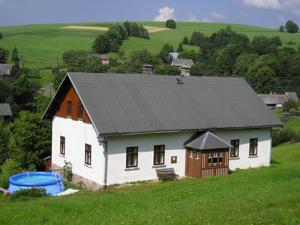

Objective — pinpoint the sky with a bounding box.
[0,0,300,28]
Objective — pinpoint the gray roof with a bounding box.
[0,103,12,117]
[286,92,299,102]
[172,59,194,68]
[0,64,13,76]
[43,73,282,136]
[185,131,232,150]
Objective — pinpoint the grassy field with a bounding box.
[0,142,299,225]
[1,21,300,70]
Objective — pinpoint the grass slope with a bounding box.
[1,22,300,70]
[0,143,300,225]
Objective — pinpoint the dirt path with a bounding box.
[62,25,169,33]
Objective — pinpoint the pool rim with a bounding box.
[9,171,63,187]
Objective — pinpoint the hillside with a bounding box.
[0,21,300,85]
[1,142,300,225]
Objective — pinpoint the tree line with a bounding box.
[176,26,300,95]
[0,47,51,185]
[93,21,149,54]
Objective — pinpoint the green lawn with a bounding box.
[1,142,300,225]
[1,21,300,70]
[1,22,300,87]
[285,116,300,133]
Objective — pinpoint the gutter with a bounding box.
[98,135,108,188]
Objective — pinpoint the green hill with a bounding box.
[1,21,300,85]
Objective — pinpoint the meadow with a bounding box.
[0,142,299,225]
[1,21,299,103]
[1,21,300,80]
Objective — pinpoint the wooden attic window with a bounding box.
[77,101,83,120]
[66,101,72,118]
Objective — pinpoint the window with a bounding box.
[249,138,258,156]
[60,136,65,155]
[154,145,165,165]
[208,152,223,167]
[67,101,72,117]
[77,101,83,120]
[126,147,138,168]
[85,144,92,165]
[230,139,239,158]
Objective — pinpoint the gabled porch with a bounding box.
[185,131,232,178]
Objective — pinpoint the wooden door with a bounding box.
[185,149,202,178]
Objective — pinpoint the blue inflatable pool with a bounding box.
[9,172,64,195]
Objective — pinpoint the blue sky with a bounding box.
[0,0,300,28]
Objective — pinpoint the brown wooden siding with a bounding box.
[55,86,91,123]
[185,148,229,178]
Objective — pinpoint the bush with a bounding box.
[282,100,298,112]
[153,65,181,75]
[11,188,46,200]
[272,128,296,146]
[63,161,73,182]
[0,173,10,188]
[0,159,22,188]
[291,132,300,144]
[182,36,189,45]
[165,19,176,29]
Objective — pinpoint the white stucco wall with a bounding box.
[52,116,105,186]
[105,128,272,185]
[105,132,193,185]
[214,128,272,170]
[51,116,272,186]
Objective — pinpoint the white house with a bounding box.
[171,59,194,76]
[43,73,281,190]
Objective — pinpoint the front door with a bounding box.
[185,149,202,178]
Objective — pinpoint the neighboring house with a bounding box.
[43,73,281,190]
[259,92,299,110]
[171,59,194,76]
[89,54,110,65]
[0,103,13,121]
[0,64,14,80]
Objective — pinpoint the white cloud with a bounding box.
[240,0,282,10]
[210,12,226,20]
[154,7,175,21]
[188,14,199,22]
[240,0,300,17]
[201,17,212,23]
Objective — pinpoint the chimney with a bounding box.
[142,64,154,75]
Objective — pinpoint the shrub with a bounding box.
[291,132,300,144]
[165,19,176,29]
[1,159,22,176]
[272,128,296,146]
[11,188,46,200]
[282,100,298,112]
[63,161,73,182]
[0,159,22,188]
[0,173,10,188]
[153,65,181,75]
[182,36,189,45]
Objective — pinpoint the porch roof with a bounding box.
[185,131,232,150]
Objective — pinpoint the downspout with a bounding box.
[98,135,108,188]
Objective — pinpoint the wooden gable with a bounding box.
[55,85,91,124]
